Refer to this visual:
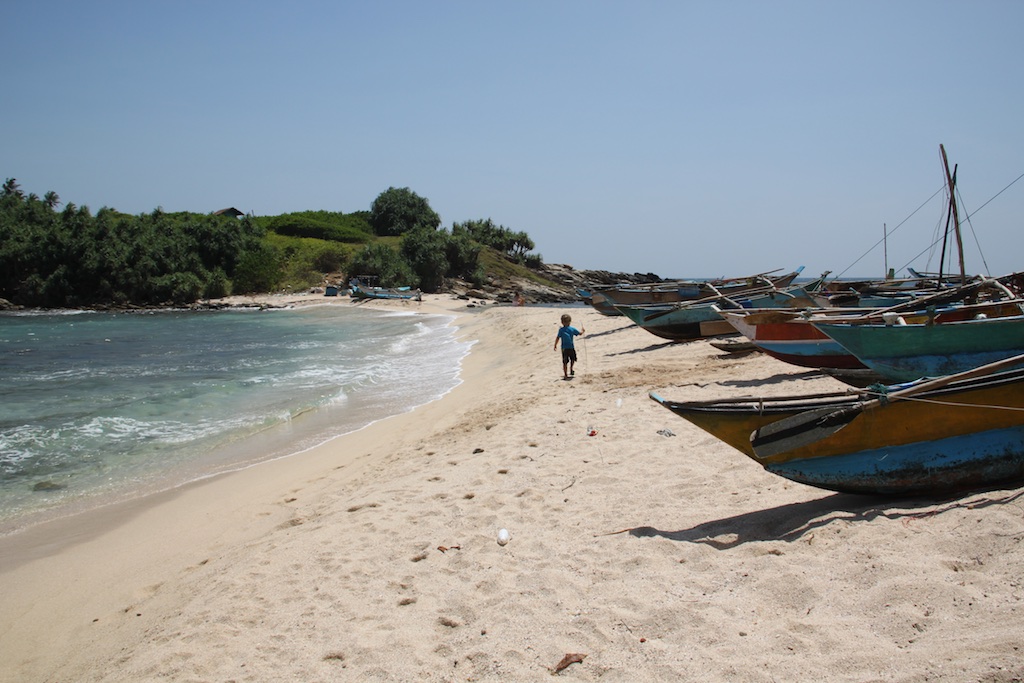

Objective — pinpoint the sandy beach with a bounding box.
[1,295,1022,682]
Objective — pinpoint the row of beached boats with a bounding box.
[629,271,1024,497]
[646,270,1024,495]
[585,148,1024,497]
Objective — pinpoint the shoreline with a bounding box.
[2,298,1023,681]
[0,294,475,540]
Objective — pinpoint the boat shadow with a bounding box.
[585,322,639,340]
[627,487,1024,549]
[607,340,678,355]
[718,369,826,388]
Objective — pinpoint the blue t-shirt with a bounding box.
[557,325,581,349]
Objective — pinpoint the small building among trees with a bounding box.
[213,207,244,218]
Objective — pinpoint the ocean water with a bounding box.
[0,304,471,533]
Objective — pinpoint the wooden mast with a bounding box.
[939,144,967,284]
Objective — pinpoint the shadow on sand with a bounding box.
[620,487,1024,550]
[585,322,639,340]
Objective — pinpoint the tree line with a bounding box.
[0,180,542,307]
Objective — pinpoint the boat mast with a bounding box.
[883,223,890,279]
[939,144,967,284]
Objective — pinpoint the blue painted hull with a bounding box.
[652,359,1024,496]
[814,315,1024,382]
[767,425,1024,495]
[350,286,420,300]
[747,339,860,368]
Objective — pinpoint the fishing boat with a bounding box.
[650,355,1024,495]
[710,338,760,354]
[349,279,422,301]
[812,275,974,308]
[716,307,868,370]
[615,282,821,342]
[720,276,1024,373]
[580,267,806,315]
[577,288,625,316]
[805,144,1024,381]
[813,304,1024,382]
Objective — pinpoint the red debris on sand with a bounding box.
[552,652,586,674]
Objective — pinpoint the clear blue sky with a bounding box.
[4,1,1022,279]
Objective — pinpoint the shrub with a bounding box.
[349,242,417,288]
[267,211,371,243]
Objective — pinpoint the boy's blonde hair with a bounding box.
[561,314,571,325]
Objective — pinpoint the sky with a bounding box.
[4,1,1023,280]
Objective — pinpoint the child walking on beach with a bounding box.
[554,314,585,379]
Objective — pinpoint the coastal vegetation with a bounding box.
[0,180,551,308]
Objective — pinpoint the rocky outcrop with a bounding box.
[445,263,667,305]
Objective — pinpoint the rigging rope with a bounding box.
[856,385,1024,412]
[833,169,1024,281]
[832,184,945,281]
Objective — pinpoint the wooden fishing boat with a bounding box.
[349,280,422,301]
[576,288,622,316]
[808,144,1023,380]
[716,307,868,370]
[720,277,1024,372]
[583,267,806,312]
[710,338,760,354]
[813,305,1024,382]
[650,356,1024,495]
[616,284,820,342]
[812,277,974,308]
[650,389,863,458]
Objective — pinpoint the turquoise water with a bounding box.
[0,305,471,532]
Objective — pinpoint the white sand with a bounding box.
[1,295,1022,682]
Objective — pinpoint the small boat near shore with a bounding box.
[349,278,422,301]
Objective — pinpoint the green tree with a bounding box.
[509,230,536,262]
[266,210,372,243]
[2,178,24,200]
[369,187,440,236]
[444,228,482,280]
[453,218,541,266]
[401,227,449,293]
[349,242,417,288]
[233,242,282,294]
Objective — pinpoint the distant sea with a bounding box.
[0,305,471,534]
